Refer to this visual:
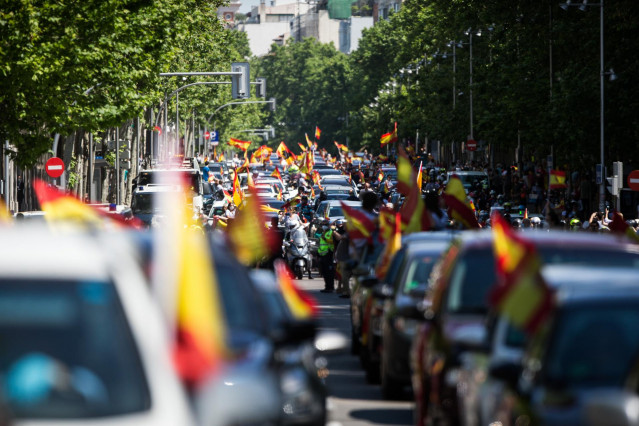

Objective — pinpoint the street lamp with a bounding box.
[559,0,606,211]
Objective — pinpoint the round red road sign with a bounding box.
[45,157,65,178]
[466,139,477,151]
[628,170,639,191]
[204,131,210,140]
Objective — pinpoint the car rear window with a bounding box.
[445,246,639,315]
[0,280,150,419]
[402,254,441,296]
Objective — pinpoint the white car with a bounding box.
[0,225,195,426]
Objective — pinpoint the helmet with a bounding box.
[335,219,346,227]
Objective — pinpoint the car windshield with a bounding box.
[544,304,639,387]
[131,193,154,214]
[445,246,639,315]
[202,182,212,195]
[322,178,350,187]
[137,170,200,193]
[0,280,150,419]
[328,206,343,217]
[402,254,441,296]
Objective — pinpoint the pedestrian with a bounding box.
[318,220,335,293]
[202,161,210,183]
[333,219,351,298]
[16,175,24,212]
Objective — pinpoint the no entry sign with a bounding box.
[204,131,210,140]
[466,139,477,151]
[628,170,639,191]
[45,157,65,178]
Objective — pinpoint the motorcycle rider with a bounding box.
[300,196,314,225]
[284,217,312,279]
[318,219,335,293]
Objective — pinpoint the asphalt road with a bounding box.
[296,276,414,426]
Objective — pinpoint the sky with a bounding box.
[239,0,261,13]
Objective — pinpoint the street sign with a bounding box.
[466,139,477,151]
[204,131,210,140]
[45,157,65,178]
[628,170,639,191]
[210,131,219,142]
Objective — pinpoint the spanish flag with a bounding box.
[443,175,480,229]
[229,138,251,151]
[380,122,398,146]
[378,154,389,162]
[237,157,249,173]
[232,169,243,207]
[271,167,283,182]
[276,141,293,158]
[275,260,318,320]
[298,142,307,152]
[305,133,313,148]
[173,194,230,386]
[340,201,377,244]
[33,179,102,226]
[218,152,225,162]
[490,211,554,334]
[315,126,321,140]
[334,141,349,152]
[609,212,639,244]
[375,212,401,279]
[227,190,279,265]
[549,170,567,189]
[416,162,423,192]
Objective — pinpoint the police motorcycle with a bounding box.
[283,218,313,280]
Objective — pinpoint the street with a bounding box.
[296,277,414,426]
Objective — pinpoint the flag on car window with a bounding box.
[443,175,480,229]
[490,212,554,334]
[275,260,318,320]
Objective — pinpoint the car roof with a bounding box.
[541,265,639,305]
[401,230,461,245]
[327,199,360,206]
[453,229,639,253]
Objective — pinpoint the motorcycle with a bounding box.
[283,226,314,280]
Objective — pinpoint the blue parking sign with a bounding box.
[210,131,219,142]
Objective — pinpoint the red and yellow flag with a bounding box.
[490,212,554,334]
[227,190,279,265]
[276,141,293,158]
[609,212,639,244]
[380,122,398,146]
[334,141,349,152]
[549,170,567,189]
[378,154,389,162]
[399,172,433,234]
[271,167,283,182]
[218,152,225,162]
[298,142,307,152]
[340,201,377,244]
[237,157,249,173]
[232,169,244,207]
[376,212,401,279]
[173,194,230,386]
[443,175,480,229]
[275,260,318,320]
[315,126,321,140]
[33,179,102,226]
[311,170,322,187]
[282,195,301,211]
[416,162,423,192]
[229,138,251,152]
[377,170,385,182]
[305,133,313,148]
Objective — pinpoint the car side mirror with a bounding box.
[359,275,378,288]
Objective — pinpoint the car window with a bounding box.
[216,263,264,333]
[544,304,639,387]
[402,254,440,296]
[444,246,639,316]
[0,280,150,418]
[328,206,343,217]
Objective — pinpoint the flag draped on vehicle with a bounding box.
[490,212,555,334]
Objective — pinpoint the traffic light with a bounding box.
[613,161,623,189]
[231,62,250,99]
[606,175,619,196]
[256,77,266,98]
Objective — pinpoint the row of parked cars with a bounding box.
[348,228,639,425]
[0,223,345,425]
